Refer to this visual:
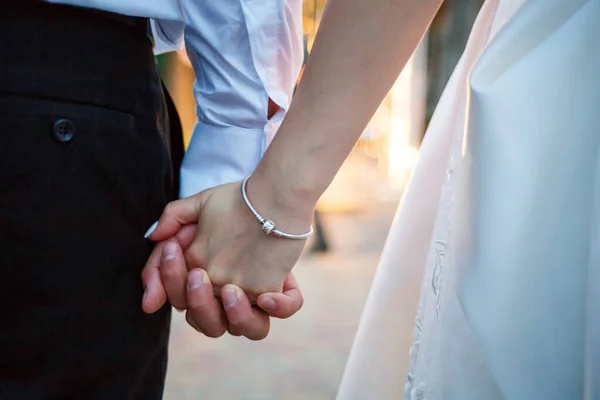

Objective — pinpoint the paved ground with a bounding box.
[163,201,398,400]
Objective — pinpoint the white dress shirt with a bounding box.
[47,0,303,197]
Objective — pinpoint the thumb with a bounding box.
[146,192,207,242]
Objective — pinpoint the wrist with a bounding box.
[245,168,317,234]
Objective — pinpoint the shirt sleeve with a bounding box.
[178,0,304,198]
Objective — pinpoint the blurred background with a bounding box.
[159,1,483,398]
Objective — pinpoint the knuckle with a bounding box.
[160,265,181,280]
[186,297,210,311]
[169,298,187,310]
[141,265,159,283]
[227,327,243,337]
[163,200,178,217]
[226,310,253,331]
[184,246,206,269]
[247,330,269,341]
[225,315,246,329]
[186,312,226,338]
[185,312,200,330]
[205,327,227,338]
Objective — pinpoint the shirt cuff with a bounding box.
[179,122,275,198]
[150,19,185,55]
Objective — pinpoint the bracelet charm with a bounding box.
[241,175,313,240]
[261,220,276,235]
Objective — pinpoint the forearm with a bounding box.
[252,0,443,220]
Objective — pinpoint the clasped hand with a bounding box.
[140,181,310,340]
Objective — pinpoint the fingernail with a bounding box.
[222,286,242,309]
[144,221,158,238]
[187,269,204,291]
[260,296,276,312]
[162,242,177,261]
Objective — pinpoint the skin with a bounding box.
[143,0,444,337]
[142,223,303,339]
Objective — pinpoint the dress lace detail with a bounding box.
[403,133,462,399]
[410,382,427,400]
[431,240,446,320]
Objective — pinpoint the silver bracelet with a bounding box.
[241,175,313,240]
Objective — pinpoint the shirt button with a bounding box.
[53,119,75,143]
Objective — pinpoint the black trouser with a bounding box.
[0,3,181,398]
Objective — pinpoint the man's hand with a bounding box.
[141,224,304,340]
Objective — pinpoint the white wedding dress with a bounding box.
[337,0,600,398]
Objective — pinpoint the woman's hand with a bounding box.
[147,178,314,302]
